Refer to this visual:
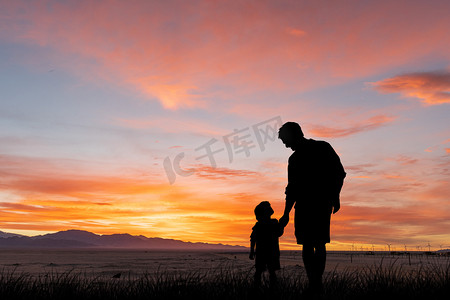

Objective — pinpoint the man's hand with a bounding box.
[332,202,340,214]
[279,214,289,227]
[249,252,255,260]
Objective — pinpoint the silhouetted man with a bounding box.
[278,122,346,293]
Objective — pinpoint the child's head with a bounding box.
[254,201,274,221]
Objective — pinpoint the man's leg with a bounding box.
[268,268,277,287]
[302,244,315,287]
[254,268,262,286]
[313,243,326,291]
[303,243,326,291]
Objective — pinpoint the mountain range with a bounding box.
[0,230,247,250]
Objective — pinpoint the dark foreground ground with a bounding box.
[0,250,449,299]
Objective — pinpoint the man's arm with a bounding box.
[325,142,346,214]
[281,153,298,227]
[332,177,344,214]
[279,197,295,227]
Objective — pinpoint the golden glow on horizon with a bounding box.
[1,162,448,250]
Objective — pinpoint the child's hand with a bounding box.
[249,252,255,260]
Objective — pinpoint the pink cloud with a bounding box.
[388,155,419,165]
[371,71,450,105]
[308,115,395,138]
[1,1,450,110]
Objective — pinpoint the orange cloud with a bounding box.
[193,165,261,180]
[286,27,307,37]
[423,138,450,153]
[132,80,205,109]
[308,115,394,138]
[371,71,450,105]
[387,155,418,165]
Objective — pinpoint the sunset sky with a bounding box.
[1,0,449,251]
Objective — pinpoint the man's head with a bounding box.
[254,201,274,221]
[278,122,304,149]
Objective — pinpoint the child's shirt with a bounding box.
[250,218,284,258]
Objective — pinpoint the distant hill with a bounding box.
[0,230,26,238]
[0,229,247,250]
[437,249,450,253]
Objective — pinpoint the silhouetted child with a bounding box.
[249,201,284,286]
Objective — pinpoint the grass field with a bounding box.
[1,255,449,299]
